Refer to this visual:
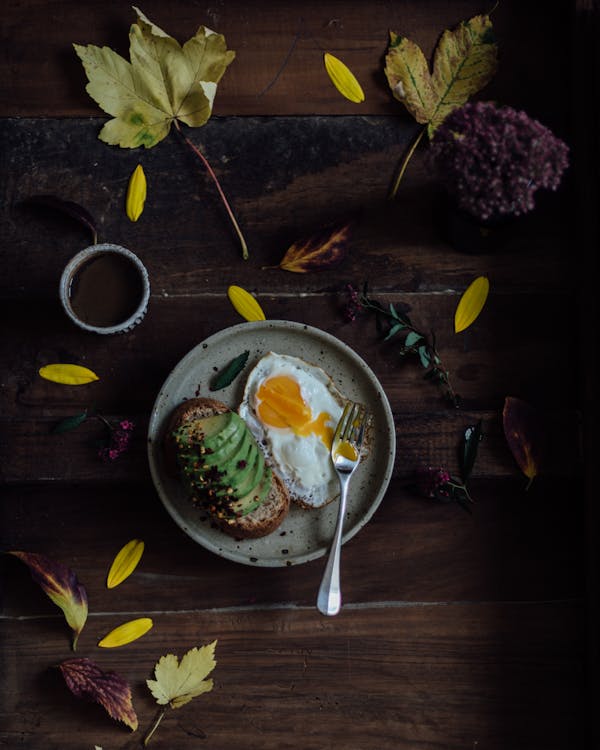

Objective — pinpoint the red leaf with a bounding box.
[502,397,545,488]
[59,658,138,731]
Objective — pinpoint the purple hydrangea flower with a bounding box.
[429,101,569,221]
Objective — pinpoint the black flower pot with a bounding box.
[436,194,514,254]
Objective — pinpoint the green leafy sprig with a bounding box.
[345,284,459,407]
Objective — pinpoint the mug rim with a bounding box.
[59,243,150,334]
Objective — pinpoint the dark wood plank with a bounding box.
[0,603,584,749]
[1,118,574,298]
[0,0,572,120]
[0,475,585,612]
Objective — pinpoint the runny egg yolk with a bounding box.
[256,375,334,448]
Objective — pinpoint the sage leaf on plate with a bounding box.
[210,351,250,391]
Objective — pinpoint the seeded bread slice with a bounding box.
[163,397,290,539]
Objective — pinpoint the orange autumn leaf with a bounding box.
[502,396,545,489]
[277,221,352,273]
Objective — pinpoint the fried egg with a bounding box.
[238,352,346,508]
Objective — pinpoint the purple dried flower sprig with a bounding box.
[429,101,569,222]
[415,466,473,512]
[52,410,135,462]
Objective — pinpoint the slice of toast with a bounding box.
[163,397,290,539]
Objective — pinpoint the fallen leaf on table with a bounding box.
[454,276,489,333]
[144,642,217,745]
[52,410,89,435]
[98,617,153,647]
[59,657,138,731]
[106,539,145,589]
[460,419,483,483]
[323,53,365,103]
[7,551,88,650]
[227,286,266,321]
[384,14,498,137]
[210,351,250,391]
[126,164,147,222]
[23,195,98,245]
[275,221,352,273]
[39,364,99,385]
[502,396,545,489]
[74,8,248,259]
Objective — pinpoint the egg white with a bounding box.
[238,352,346,508]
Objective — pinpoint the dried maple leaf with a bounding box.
[74,8,248,259]
[144,642,217,744]
[7,551,88,650]
[276,221,352,273]
[59,658,138,731]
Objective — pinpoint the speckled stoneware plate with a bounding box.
[147,321,396,567]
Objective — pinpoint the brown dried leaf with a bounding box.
[502,397,545,488]
[277,221,352,273]
[59,657,138,731]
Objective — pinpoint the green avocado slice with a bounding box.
[230,467,272,517]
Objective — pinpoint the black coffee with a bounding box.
[69,252,144,327]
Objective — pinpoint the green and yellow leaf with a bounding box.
[384,32,437,124]
[227,285,266,321]
[39,364,99,385]
[98,617,153,648]
[147,642,217,709]
[126,164,147,221]
[59,658,138,731]
[8,551,88,650]
[106,539,145,589]
[73,8,235,149]
[384,15,498,136]
[323,53,365,103]
[454,276,489,333]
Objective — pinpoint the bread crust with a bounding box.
[163,397,289,539]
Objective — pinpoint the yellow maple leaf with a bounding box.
[74,8,234,149]
[144,643,217,745]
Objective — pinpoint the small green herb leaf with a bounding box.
[210,351,250,391]
[384,323,404,341]
[461,419,483,482]
[417,345,431,368]
[52,411,89,435]
[405,331,423,348]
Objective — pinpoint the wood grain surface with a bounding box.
[0,1,595,748]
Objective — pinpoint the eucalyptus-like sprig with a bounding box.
[345,284,459,407]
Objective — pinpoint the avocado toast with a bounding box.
[164,398,290,538]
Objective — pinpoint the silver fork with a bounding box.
[317,401,367,616]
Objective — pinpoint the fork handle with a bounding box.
[317,475,349,616]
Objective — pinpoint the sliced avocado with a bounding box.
[202,419,246,467]
[212,433,258,497]
[201,412,244,452]
[230,444,265,498]
[230,467,272,517]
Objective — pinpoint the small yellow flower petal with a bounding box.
[98,617,153,648]
[38,364,99,385]
[454,276,490,333]
[324,52,365,103]
[106,539,145,589]
[126,164,147,222]
[227,285,266,322]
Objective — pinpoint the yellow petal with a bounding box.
[98,617,153,648]
[126,164,147,222]
[324,52,365,103]
[227,285,266,321]
[106,539,145,589]
[39,364,100,385]
[454,276,490,333]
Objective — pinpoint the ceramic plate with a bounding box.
[147,321,396,567]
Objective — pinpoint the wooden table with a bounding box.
[1,1,597,748]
